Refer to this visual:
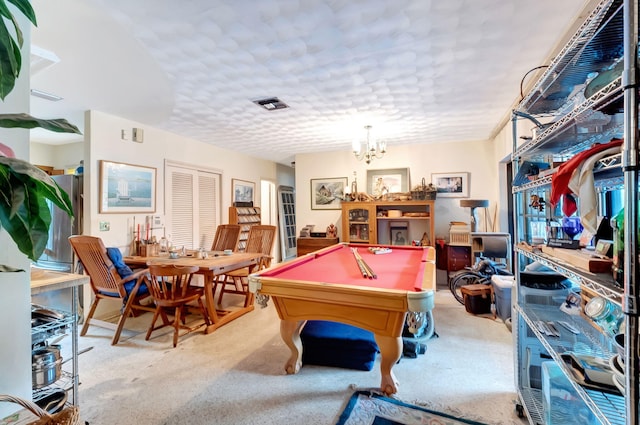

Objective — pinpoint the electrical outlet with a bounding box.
[99,221,110,231]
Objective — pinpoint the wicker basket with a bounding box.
[411,178,437,200]
[0,395,80,425]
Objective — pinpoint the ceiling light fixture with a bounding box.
[30,88,63,102]
[352,125,386,164]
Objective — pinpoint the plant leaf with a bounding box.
[0,0,33,100]
[0,174,51,260]
[0,160,73,261]
[0,14,20,100]
[0,113,82,134]
[6,0,37,26]
[0,157,74,216]
[0,2,22,49]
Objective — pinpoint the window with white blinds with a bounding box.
[165,163,220,250]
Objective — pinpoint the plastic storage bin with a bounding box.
[542,361,597,425]
[520,285,570,307]
[491,275,514,321]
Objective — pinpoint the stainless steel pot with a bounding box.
[32,345,62,389]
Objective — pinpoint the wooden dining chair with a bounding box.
[68,235,154,345]
[211,224,241,251]
[217,225,277,308]
[145,264,210,347]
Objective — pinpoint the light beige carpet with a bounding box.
[71,289,526,425]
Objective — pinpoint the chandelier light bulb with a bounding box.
[353,125,386,164]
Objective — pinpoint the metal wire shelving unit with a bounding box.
[511,0,639,423]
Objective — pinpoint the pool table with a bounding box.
[248,242,436,395]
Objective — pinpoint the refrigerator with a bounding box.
[32,174,84,311]
[35,174,83,273]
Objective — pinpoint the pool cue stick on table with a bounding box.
[351,248,370,278]
[351,248,377,279]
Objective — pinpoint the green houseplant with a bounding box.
[0,0,81,270]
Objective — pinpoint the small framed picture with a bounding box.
[390,221,409,246]
[431,172,470,198]
[232,179,255,204]
[310,177,347,210]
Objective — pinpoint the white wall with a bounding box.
[31,141,83,171]
[84,110,278,252]
[295,138,505,242]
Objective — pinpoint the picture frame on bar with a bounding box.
[366,168,410,197]
[390,221,409,246]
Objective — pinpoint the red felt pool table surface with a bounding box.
[259,243,429,291]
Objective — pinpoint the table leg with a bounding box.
[280,319,306,374]
[374,334,402,395]
[202,272,220,332]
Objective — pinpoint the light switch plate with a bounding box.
[99,221,110,231]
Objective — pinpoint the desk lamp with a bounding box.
[460,199,489,232]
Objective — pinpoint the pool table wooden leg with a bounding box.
[374,334,402,395]
[280,319,306,375]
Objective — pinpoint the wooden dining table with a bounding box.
[124,251,262,334]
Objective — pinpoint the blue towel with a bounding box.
[105,247,147,297]
[106,247,134,278]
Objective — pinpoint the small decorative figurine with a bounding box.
[529,194,545,211]
[420,232,430,247]
[326,223,337,238]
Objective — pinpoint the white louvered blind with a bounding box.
[166,163,220,251]
[198,173,218,249]
[170,171,194,250]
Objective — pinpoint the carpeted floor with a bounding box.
[69,286,526,425]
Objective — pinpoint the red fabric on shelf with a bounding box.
[550,138,623,216]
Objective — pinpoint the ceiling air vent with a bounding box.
[252,97,288,111]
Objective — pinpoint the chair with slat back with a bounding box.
[211,224,241,252]
[145,264,210,347]
[218,225,276,308]
[68,235,154,345]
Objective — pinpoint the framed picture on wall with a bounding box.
[232,179,255,204]
[431,172,470,198]
[310,177,347,210]
[366,168,409,196]
[99,160,156,213]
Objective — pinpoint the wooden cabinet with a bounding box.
[228,206,261,251]
[296,237,339,256]
[341,200,435,246]
[445,244,472,281]
[342,203,376,244]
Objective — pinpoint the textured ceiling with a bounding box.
[28,0,590,165]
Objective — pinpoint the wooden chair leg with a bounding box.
[80,298,100,336]
[145,308,161,341]
[173,306,182,348]
[198,297,211,326]
[112,291,140,345]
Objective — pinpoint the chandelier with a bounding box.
[352,125,386,164]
